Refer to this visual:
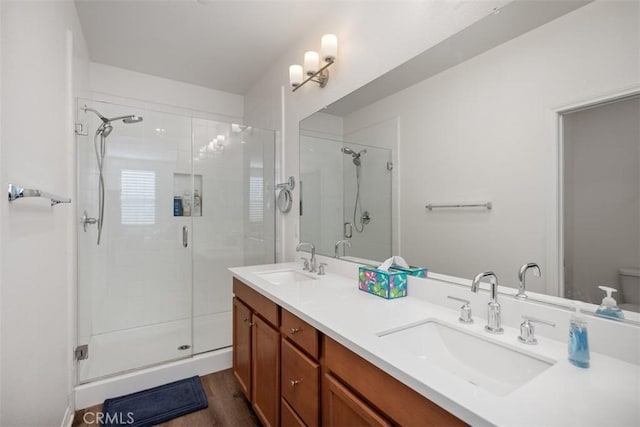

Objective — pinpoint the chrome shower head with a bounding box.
[123,115,143,124]
[107,114,144,124]
[341,147,356,156]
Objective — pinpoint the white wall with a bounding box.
[1,1,90,425]
[89,62,244,123]
[243,0,509,262]
[563,96,640,304]
[334,0,640,293]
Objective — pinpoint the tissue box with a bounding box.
[390,265,428,278]
[358,267,407,299]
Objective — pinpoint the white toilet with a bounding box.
[619,268,640,312]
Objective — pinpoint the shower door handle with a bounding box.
[182,226,188,248]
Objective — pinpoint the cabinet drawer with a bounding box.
[281,308,319,359]
[281,338,319,427]
[325,373,391,427]
[324,336,465,427]
[233,278,279,327]
[281,397,306,427]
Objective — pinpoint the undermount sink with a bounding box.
[377,320,555,396]
[256,269,318,285]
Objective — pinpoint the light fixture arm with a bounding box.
[292,58,334,92]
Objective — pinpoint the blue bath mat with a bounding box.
[102,376,208,426]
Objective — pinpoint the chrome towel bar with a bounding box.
[426,201,492,210]
[7,184,71,206]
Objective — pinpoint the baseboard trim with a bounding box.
[61,405,74,427]
[75,347,232,409]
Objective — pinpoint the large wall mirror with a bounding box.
[299,0,639,313]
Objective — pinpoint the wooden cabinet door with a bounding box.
[233,297,252,399]
[282,398,306,427]
[252,314,280,427]
[324,373,391,427]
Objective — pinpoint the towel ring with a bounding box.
[277,188,293,213]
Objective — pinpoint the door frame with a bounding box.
[552,86,640,299]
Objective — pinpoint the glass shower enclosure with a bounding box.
[76,99,275,383]
[300,134,392,262]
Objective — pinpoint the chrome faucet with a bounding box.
[296,242,317,273]
[517,262,541,299]
[334,239,352,258]
[471,271,503,334]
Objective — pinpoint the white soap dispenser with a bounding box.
[595,286,625,320]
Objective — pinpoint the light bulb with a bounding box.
[321,34,337,62]
[289,64,303,87]
[304,51,320,76]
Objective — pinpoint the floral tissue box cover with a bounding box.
[358,267,408,299]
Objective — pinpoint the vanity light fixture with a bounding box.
[289,34,337,91]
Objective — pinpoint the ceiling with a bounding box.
[75,0,337,95]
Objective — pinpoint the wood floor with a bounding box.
[73,369,261,427]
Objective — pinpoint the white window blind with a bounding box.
[249,175,263,223]
[121,169,156,225]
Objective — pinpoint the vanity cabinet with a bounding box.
[233,279,280,427]
[233,278,464,427]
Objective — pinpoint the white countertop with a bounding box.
[230,262,640,427]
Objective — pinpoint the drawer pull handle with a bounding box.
[290,327,301,334]
[290,379,300,387]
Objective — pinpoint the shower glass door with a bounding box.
[341,141,392,262]
[299,134,392,262]
[191,119,276,354]
[76,99,194,383]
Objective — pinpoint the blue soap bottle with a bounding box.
[568,302,589,368]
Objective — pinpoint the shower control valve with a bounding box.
[361,211,371,225]
[80,210,98,232]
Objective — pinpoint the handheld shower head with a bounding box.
[99,123,113,138]
[341,146,367,166]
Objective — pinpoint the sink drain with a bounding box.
[178,345,191,351]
